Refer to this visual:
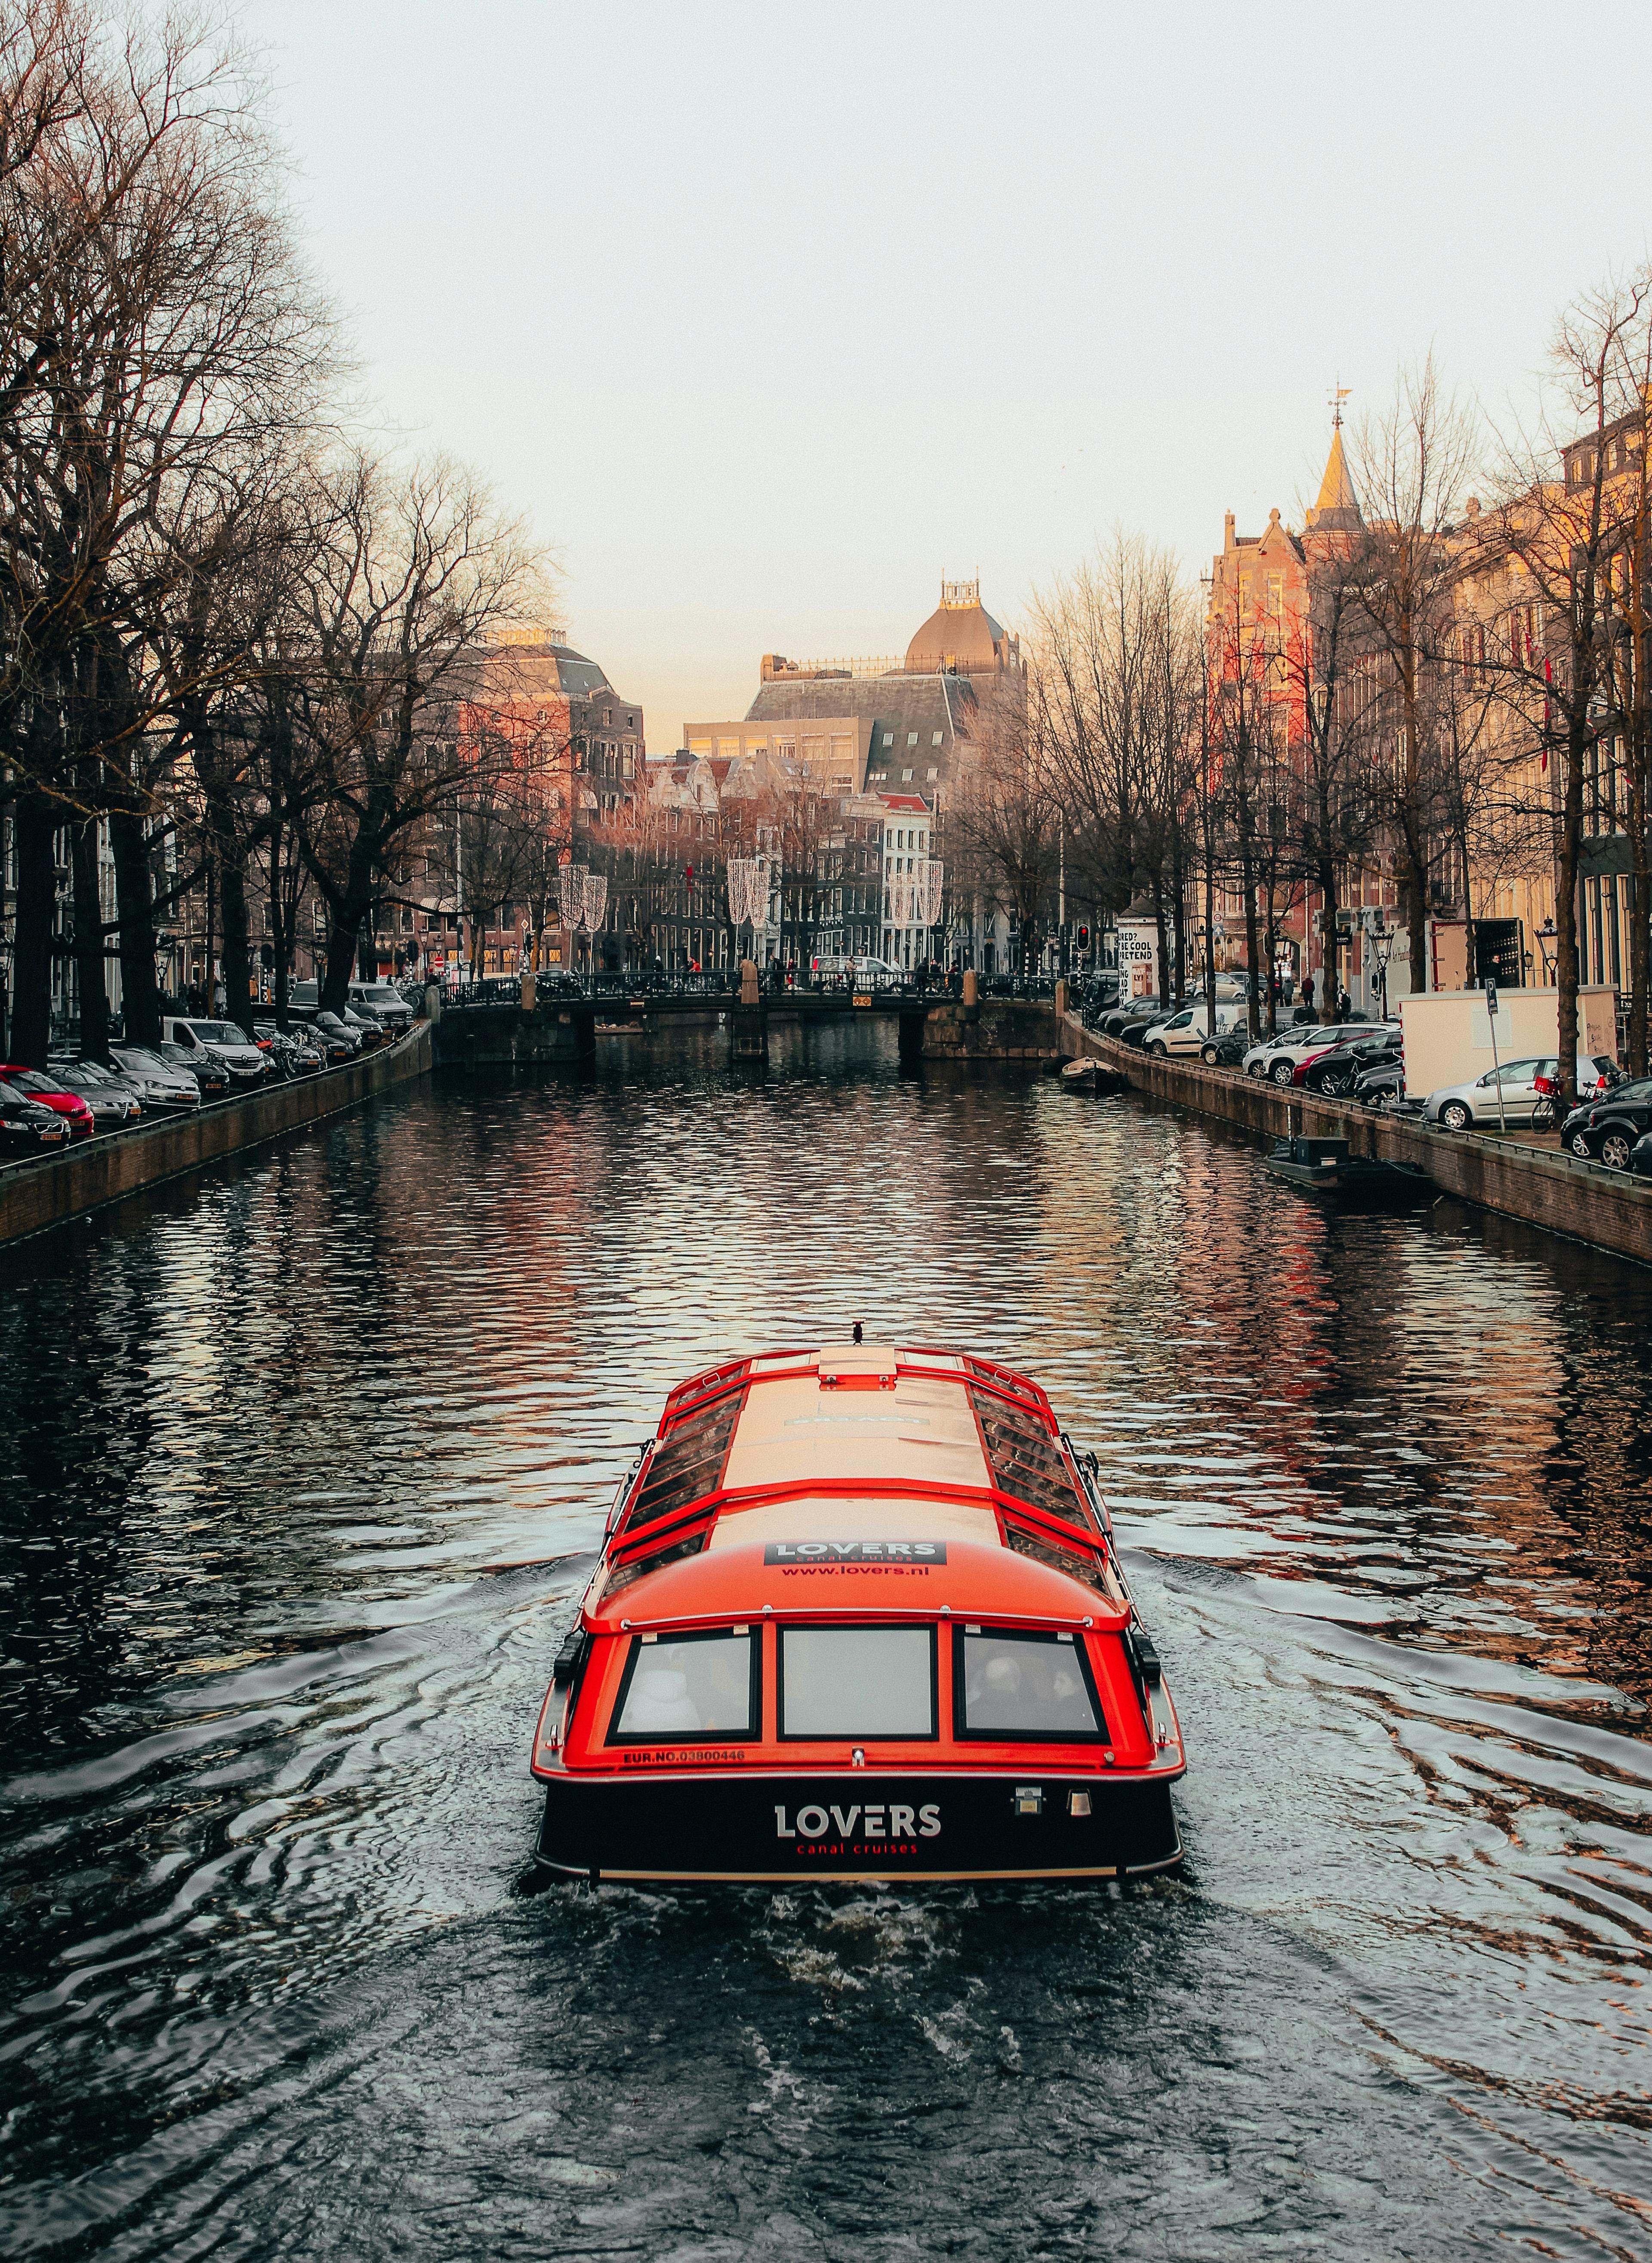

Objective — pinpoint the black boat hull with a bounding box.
[534,1768,1182,1882]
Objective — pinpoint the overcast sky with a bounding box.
[241,0,1652,751]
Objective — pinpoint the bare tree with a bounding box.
[290,450,556,1011]
[947,677,1059,974]
[0,6,330,1059]
[1282,553,1379,1023]
[1344,358,1481,1000]
[1485,274,1652,1104]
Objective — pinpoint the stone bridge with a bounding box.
[428,975,1063,1070]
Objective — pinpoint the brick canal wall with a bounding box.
[1061,1013,1652,1270]
[0,1023,432,1250]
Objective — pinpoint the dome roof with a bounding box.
[904,579,1017,675]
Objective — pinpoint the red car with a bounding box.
[0,1064,96,1139]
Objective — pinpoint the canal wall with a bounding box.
[431,996,597,1069]
[0,1023,432,1249]
[921,998,1060,1062]
[1061,1013,1652,1268]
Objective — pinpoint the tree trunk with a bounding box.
[1150,877,1169,1013]
[70,813,110,1060]
[11,792,59,1067]
[1554,717,1587,1109]
[1459,828,1477,990]
[109,804,163,1047]
[216,825,255,1038]
[1317,860,1340,1025]
[1202,824,1217,1038]
[1628,711,1649,1076]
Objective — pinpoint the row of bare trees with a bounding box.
[0,3,556,1063]
[941,270,1652,1097]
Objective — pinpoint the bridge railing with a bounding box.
[437,969,1060,1011]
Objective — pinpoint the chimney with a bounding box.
[1224,511,1236,551]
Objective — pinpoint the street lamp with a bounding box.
[1538,917,1557,984]
[1370,913,1395,1024]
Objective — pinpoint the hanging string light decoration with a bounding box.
[583,872,608,929]
[727,857,761,929]
[558,863,588,926]
[913,856,944,928]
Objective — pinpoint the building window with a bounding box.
[1267,574,1282,617]
[931,731,942,746]
[907,732,918,747]
[902,768,913,783]
[927,766,938,780]
[881,730,894,746]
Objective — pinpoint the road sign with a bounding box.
[1484,979,1499,1016]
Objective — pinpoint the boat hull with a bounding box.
[534,1768,1182,1883]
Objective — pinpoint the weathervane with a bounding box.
[1329,380,1351,429]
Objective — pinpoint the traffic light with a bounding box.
[1077,924,1090,950]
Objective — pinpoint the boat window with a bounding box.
[971,1389,1094,1529]
[624,1389,744,1532]
[1003,1519,1108,1593]
[778,1626,937,1739]
[602,1529,709,1600]
[608,1627,758,1741]
[955,1628,1106,1741]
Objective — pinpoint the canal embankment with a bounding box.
[1061,1010,1652,1268]
[0,1021,432,1249]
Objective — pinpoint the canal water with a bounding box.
[3,1021,1651,2260]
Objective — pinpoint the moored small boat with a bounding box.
[1060,1057,1098,1090]
[1264,1136,1435,1205]
[530,1344,1185,1883]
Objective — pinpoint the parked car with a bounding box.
[1199,1027,1252,1068]
[1559,1075,1652,1168]
[145,1040,228,1099]
[339,1006,390,1050]
[348,980,416,1033]
[159,1017,268,1085]
[0,1078,73,1158]
[1103,997,1166,1038]
[1141,1003,1248,1058]
[1301,1032,1402,1097]
[41,1060,144,1130]
[313,1011,364,1056]
[287,1011,357,1063]
[1244,1024,1390,1085]
[1422,1056,1561,1132]
[0,1065,96,1138]
[1631,1129,1652,1178]
[1355,1062,1408,1110]
[103,1045,203,1110]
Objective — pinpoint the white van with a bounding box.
[160,1017,271,1084]
[1140,1002,1248,1057]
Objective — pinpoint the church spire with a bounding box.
[1308,390,1361,530]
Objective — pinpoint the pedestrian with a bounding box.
[1301,973,1315,1013]
[1337,985,1351,1021]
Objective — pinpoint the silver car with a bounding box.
[1423,1056,1559,1132]
[108,1045,203,1110]
[1243,1024,1389,1085]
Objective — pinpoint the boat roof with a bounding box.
[592,1345,1116,1624]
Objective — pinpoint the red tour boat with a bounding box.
[530,1344,1185,1882]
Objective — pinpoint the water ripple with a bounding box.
[2,1020,1651,2258]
